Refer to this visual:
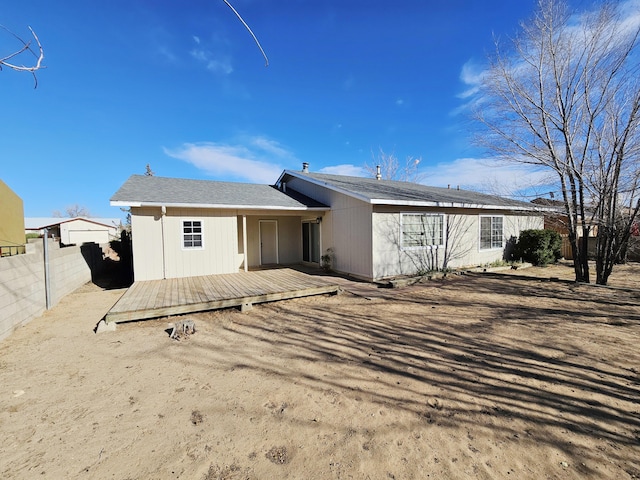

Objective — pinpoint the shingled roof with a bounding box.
[110,175,328,210]
[279,170,543,211]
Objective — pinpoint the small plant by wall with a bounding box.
[321,248,334,271]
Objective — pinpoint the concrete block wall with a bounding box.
[48,243,93,305]
[0,239,93,342]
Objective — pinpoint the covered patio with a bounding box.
[104,267,341,323]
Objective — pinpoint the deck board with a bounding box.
[105,268,340,323]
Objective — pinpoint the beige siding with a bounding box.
[0,179,25,253]
[244,215,304,267]
[131,207,163,281]
[332,197,373,279]
[131,207,240,281]
[372,207,543,279]
[286,178,373,279]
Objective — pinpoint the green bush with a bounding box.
[514,229,562,266]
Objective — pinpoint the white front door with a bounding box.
[259,220,278,265]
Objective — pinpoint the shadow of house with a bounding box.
[80,235,133,290]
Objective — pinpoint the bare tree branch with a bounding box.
[473,0,640,285]
[223,0,269,67]
[364,147,424,182]
[0,25,45,88]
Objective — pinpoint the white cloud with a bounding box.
[206,58,233,75]
[318,164,366,177]
[420,157,554,196]
[249,136,295,159]
[164,139,292,183]
[457,59,485,99]
[156,46,177,64]
[190,49,207,62]
[189,36,233,75]
[395,98,404,106]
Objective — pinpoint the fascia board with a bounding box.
[111,200,326,211]
[370,198,551,212]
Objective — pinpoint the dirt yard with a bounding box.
[1,263,639,479]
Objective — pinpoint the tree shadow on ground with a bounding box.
[155,272,640,477]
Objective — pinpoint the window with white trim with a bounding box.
[182,220,203,249]
[401,213,444,248]
[480,216,503,249]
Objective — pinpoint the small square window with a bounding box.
[183,220,203,248]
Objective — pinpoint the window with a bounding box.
[302,221,320,263]
[401,213,444,248]
[480,216,503,249]
[183,220,203,249]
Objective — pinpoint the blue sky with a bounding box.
[3,0,560,218]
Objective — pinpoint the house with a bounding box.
[24,217,121,245]
[531,197,599,260]
[111,166,545,282]
[0,179,26,256]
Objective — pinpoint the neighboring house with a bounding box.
[531,197,598,237]
[111,167,545,282]
[531,197,599,260]
[0,179,26,256]
[24,217,121,245]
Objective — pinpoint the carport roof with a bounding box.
[110,175,328,211]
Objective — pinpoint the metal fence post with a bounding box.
[43,228,51,309]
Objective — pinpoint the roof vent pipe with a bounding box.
[376,165,382,180]
[457,185,460,190]
[302,162,309,173]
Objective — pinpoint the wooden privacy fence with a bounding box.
[560,235,572,260]
[560,234,640,261]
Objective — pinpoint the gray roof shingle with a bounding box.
[110,175,327,210]
[282,171,540,210]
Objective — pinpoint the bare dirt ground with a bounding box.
[1,262,639,479]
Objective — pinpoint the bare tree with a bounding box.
[1,25,45,87]
[364,148,424,182]
[53,204,91,218]
[474,0,640,284]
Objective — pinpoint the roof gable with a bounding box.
[25,217,120,230]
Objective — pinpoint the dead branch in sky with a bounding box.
[0,25,45,88]
[223,0,269,66]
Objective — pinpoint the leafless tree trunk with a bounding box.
[1,25,44,87]
[474,0,640,284]
[441,214,474,270]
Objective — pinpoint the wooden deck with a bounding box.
[105,268,341,323]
